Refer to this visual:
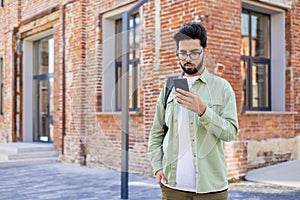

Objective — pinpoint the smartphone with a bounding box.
[173,78,189,92]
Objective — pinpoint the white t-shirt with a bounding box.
[174,75,199,192]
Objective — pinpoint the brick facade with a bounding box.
[0,0,299,180]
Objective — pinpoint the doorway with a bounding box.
[32,36,54,142]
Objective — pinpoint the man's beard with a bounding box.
[180,56,204,75]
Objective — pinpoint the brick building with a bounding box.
[0,0,299,179]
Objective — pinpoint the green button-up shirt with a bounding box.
[148,68,239,193]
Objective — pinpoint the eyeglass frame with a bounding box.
[176,48,204,60]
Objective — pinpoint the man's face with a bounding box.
[177,39,204,76]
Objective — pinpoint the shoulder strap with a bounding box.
[164,76,178,109]
[163,76,177,134]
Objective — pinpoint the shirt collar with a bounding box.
[181,67,209,84]
[198,67,209,84]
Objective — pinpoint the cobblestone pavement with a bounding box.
[0,163,299,200]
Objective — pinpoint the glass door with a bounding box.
[33,75,53,142]
[32,36,54,142]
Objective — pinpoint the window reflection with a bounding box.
[251,14,270,58]
[252,63,269,107]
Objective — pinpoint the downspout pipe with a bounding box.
[121,0,148,199]
[62,0,76,155]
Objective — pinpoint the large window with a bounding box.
[102,5,141,112]
[241,9,271,111]
[115,14,140,111]
[0,56,3,114]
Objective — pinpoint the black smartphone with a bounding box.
[173,78,189,92]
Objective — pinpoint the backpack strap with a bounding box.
[164,76,177,109]
[163,76,178,134]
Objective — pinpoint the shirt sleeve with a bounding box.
[147,84,166,174]
[199,82,239,142]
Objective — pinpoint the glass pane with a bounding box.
[116,63,122,110]
[48,38,54,74]
[38,38,49,75]
[129,17,134,60]
[241,12,250,56]
[241,60,249,108]
[39,80,49,142]
[136,63,141,109]
[251,13,270,58]
[49,77,54,141]
[135,16,140,59]
[129,14,140,60]
[33,37,54,76]
[129,63,133,109]
[116,19,122,62]
[252,63,269,108]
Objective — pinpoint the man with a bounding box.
[148,22,239,200]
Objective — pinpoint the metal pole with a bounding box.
[121,12,129,200]
[120,1,148,199]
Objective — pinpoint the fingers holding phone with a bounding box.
[173,78,206,115]
[173,78,189,92]
[173,78,190,104]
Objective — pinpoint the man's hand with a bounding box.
[155,169,167,184]
[174,88,206,116]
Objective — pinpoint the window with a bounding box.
[241,2,286,112]
[102,6,141,112]
[115,14,140,111]
[241,10,271,110]
[0,56,3,114]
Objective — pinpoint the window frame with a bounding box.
[241,9,271,111]
[101,3,141,113]
[115,14,140,112]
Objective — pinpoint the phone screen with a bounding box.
[173,78,189,92]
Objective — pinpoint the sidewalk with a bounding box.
[0,163,299,200]
[0,163,161,200]
[245,159,300,188]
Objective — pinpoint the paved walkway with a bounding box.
[0,163,299,200]
[245,159,300,188]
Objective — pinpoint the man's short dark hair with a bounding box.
[173,22,207,50]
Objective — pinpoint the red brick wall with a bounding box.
[0,0,20,143]
[20,0,58,20]
[286,3,300,134]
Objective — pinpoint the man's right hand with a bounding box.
[155,169,167,184]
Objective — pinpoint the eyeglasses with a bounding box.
[177,49,203,60]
